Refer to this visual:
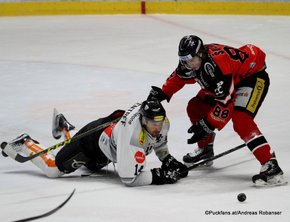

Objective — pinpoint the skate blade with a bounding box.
[52,108,62,139]
[254,177,288,188]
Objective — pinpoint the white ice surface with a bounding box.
[0,15,290,222]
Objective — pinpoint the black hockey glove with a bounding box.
[161,154,188,178]
[147,86,170,102]
[187,119,215,144]
[151,168,179,185]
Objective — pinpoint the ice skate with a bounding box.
[1,142,8,157]
[183,144,214,167]
[252,158,287,187]
[52,108,75,139]
[1,133,39,158]
[183,133,215,167]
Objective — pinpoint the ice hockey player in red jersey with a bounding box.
[1,99,188,186]
[147,35,286,186]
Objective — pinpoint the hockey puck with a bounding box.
[237,193,246,202]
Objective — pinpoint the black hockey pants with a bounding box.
[55,110,125,174]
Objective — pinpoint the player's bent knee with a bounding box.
[55,152,90,174]
[232,111,258,139]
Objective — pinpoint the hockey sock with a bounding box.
[232,111,273,164]
[197,132,215,149]
[246,135,273,165]
[24,140,56,167]
[62,128,72,140]
[24,140,62,178]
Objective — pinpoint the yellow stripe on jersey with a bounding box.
[247,78,265,113]
[139,129,147,146]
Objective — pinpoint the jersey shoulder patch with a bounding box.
[130,126,146,148]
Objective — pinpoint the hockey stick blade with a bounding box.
[12,117,121,163]
[13,188,76,222]
[186,143,246,171]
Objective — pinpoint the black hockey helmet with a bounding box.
[178,35,204,63]
[139,99,166,122]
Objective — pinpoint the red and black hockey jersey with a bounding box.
[162,44,266,129]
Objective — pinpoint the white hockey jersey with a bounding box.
[98,102,170,186]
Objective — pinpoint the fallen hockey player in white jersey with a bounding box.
[1,99,188,186]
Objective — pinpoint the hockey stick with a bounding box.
[13,188,75,222]
[186,143,246,171]
[2,117,121,163]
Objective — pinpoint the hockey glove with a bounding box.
[161,154,188,178]
[147,86,170,102]
[188,119,215,144]
[151,168,179,185]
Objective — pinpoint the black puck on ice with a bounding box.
[237,193,246,202]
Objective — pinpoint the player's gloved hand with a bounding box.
[188,119,215,144]
[151,168,179,185]
[161,154,188,178]
[147,86,170,102]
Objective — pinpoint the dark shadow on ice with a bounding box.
[3,170,48,178]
